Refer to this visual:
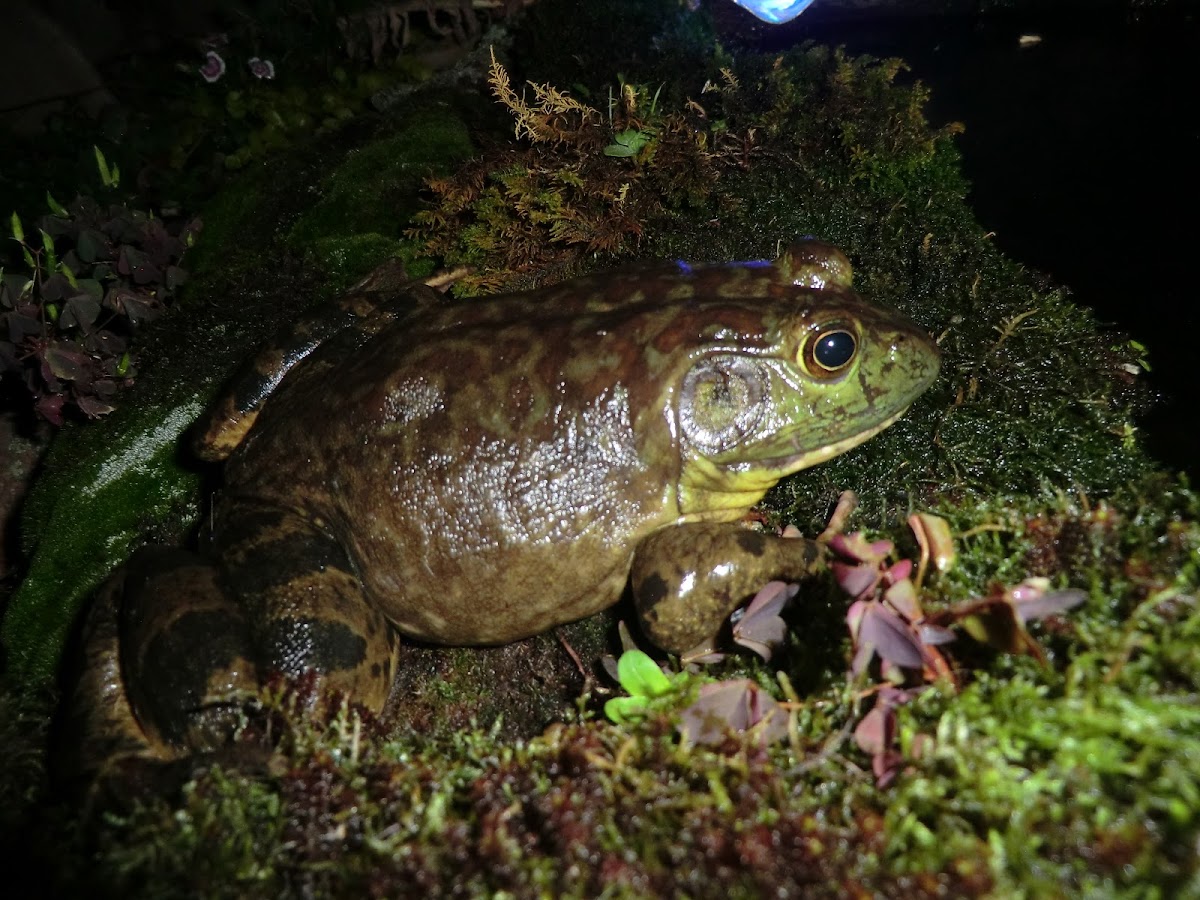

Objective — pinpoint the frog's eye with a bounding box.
[801,328,857,376]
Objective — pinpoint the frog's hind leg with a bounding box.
[212,500,400,715]
[58,548,259,784]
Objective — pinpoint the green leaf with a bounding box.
[46,192,68,217]
[603,128,653,158]
[11,210,25,242]
[40,229,57,271]
[59,259,79,289]
[604,695,650,724]
[603,143,638,158]
[93,145,119,188]
[616,649,672,699]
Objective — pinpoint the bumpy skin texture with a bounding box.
[66,241,940,777]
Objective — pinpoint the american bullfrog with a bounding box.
[67,240,939,773]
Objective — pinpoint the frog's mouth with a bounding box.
[678,404,918,523]
[760,406,907,474]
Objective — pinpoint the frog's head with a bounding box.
[662,246,940,519]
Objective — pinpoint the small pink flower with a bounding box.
[199,50,226,83]
[248,57,275,80]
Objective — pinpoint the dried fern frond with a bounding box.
[488,47,600,144]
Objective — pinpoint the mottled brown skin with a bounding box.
[66,240,940,777]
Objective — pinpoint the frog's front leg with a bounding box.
[212,500,400,713]
[630,523,827,654]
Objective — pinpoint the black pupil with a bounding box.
[813,331,855,370]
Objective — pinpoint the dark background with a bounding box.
[803,10,1200,480]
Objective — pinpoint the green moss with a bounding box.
[13,474,1196,896]
[100,766,287,897]
[287,114,474,254]
[3,393,206,682]
[886,671,1200,893]
[306,233,407,288]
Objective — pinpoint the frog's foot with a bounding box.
[630,523,827,654]
[58,548,259,787]
[213,500,400,714]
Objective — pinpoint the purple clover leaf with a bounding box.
[731,580,799,661]
[924,579,1087,664]
[1006,578,1087,624]
[847,599,927,678]
[199,51,226,83]
[248,57,275,80]
[881,568,921,620]
[827,531,894,566]
[837,526,955,684]
[832,559,880,600]
[829,531,896,600]
[679,679,789,746]
[853,685,925,788]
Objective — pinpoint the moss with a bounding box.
[287,113,475,255]
[383,614,613,744]
[56,704,996,897]
[306,233,407,288]
[2,396,205,682]
[8,473,1196,897]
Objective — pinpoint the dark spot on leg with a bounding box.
[126,547,213,584]
[635,572,669,612]
[261,616,369,676]
[371,662,382,678]
[224,533,355,598]
[735,530,768,557]
[210,506,288,548]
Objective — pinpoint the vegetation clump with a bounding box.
[1,154,200,424]
[406,49,722,294]
[407,44,968,297]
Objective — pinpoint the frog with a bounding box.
[64,239,939,778]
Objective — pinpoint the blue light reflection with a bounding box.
[728,0,817,24]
